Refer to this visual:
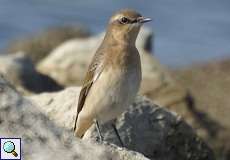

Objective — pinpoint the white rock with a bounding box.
[0,75,150,160]
[28,86,214,160]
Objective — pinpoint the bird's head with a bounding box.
[106,9,151,45]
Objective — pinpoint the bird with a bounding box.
[73,9,151,146]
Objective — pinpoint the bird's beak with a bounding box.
[138,17,152,23]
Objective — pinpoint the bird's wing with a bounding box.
[73,51,105,131]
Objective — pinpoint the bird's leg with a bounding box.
[95,120,103,142]
[111,123,124,147]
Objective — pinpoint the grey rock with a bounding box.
[0,52,63,94]
[29,87,215,160]
[0,75,150,160]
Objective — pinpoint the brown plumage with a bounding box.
[74,9,151,138]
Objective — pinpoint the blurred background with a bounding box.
[0,0,230,66]
[0,0,230,159]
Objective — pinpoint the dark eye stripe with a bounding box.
[118,17,139,24]
[130,19,138,24]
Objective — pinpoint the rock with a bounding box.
[0,74,150,160]
[37,33,103,85]
[5,26,91,63]
[136,27,153,53]
[139,51,189,108]
[29,87,215,160]
[171,59,230,160]
[0,52,63,94]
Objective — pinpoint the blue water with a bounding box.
[0,0,230,67]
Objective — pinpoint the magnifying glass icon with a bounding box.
[3,141,18,157]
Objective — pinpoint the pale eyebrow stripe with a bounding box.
[110,14,122,23]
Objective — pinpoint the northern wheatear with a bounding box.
[74,9,151,146]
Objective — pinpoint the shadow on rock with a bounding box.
[0,52,63,94]
[185,93,224,138]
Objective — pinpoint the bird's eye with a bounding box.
[120,17,129,24]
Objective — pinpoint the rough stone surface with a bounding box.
[29,87,215,160]
[0,52,63,94]
[139,52,189,108]
[171,59,230,159]
[37,33,102,85]
[0,75,150,160]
